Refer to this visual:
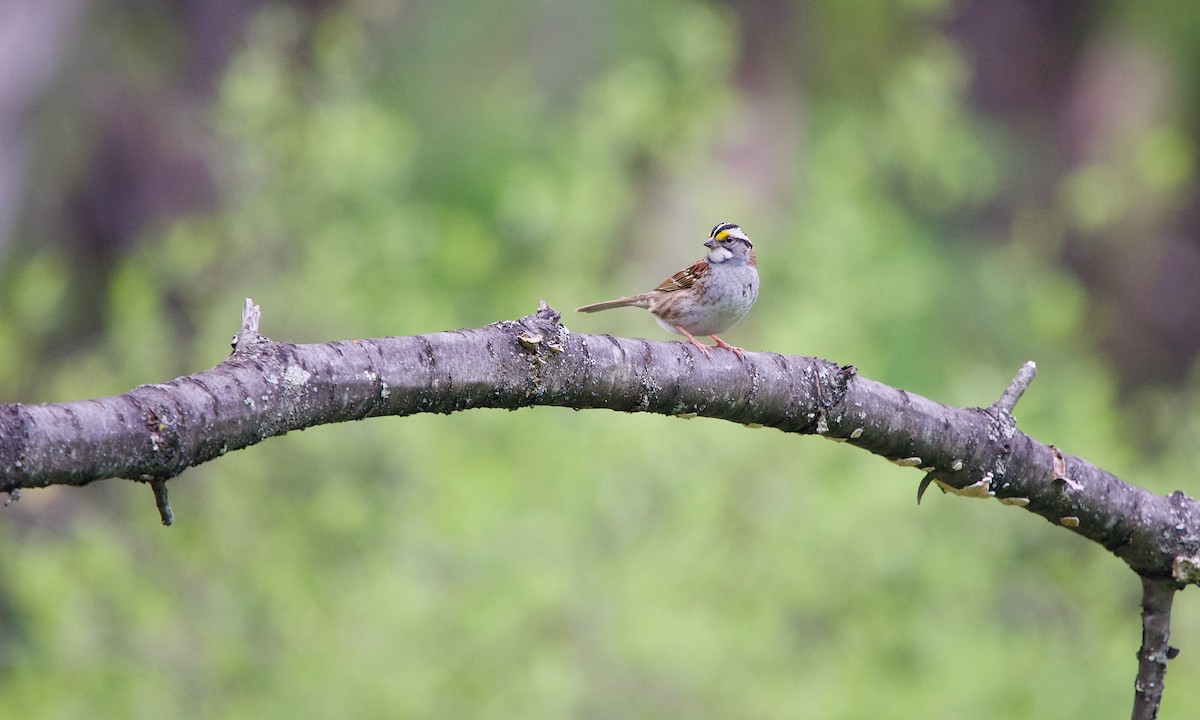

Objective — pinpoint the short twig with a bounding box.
[231,298,264,352]
[990,361,1037,416]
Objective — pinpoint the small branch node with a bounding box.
[231,298,265,352]
[990,361,1037,416]
[151,480,174,526]
[535,300,561,324]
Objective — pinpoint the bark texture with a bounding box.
[2,301,1198,585]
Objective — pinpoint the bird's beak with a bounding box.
[704,238,717,248]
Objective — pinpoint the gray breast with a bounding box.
[690,264,759,335]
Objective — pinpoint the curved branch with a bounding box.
[2,301,1198,587]
[3,299,1197,716]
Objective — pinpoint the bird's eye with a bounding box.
[722,236,733,243]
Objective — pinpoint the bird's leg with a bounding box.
[672,325,714,359]
[710,335,745,359]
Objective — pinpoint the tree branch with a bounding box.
[2,300,1198,715]
[2,301,1198,580]
[1133,577,1177,720]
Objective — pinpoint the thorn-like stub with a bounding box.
[535,300,561,324]
[242,298,260,334]
[151,480,174,527]
[1060,516,1080,528]
[232,298,267,353]
[917,472,937,505]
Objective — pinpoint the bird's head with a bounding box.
[704,222,753,264]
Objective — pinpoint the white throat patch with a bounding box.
[707,245,734,263]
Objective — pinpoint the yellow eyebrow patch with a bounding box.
[714,230,731,241]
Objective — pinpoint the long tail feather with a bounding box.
[576,295,651,313]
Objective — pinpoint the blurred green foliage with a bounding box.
[2,1,1200,718]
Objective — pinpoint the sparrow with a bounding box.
[576,222,758,359]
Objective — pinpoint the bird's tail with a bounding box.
[576,295,652,313]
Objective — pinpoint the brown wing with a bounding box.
[654,260,708,293]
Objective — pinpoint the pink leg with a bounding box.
[672,325,714,359]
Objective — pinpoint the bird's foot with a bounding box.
[710,336,745,359]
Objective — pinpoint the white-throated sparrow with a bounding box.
[576,222,759,359]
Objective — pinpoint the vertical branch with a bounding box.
[1132,577,1177,720]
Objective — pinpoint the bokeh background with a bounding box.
[3,1,1200,717]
